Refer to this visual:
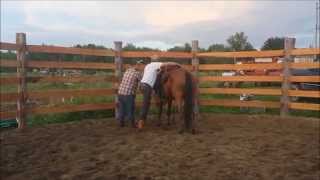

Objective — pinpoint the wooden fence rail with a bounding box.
[199,76,283,82]
[1,88,115,102]
[0,42,115,57]
[1,59,115,70]
[0,34,319,128]
[2,42,319,59]
[0,76,117,85]
[200,88,320,98]
[199,62,320,71]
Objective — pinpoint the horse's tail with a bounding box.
[184,71,194,129]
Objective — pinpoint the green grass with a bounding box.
[1,80,113,93]
[1,70,319,128]
[290,110,319,118]
[1,72,116,127]
[200,106,279,115]
[64,96,114,105]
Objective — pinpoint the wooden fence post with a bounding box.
[192,40,200,117]
[192,40,199,75]
[281,37,295,117]
[16,33,27,128]
[114,41,123,120]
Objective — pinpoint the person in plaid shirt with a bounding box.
[117,60,143,127]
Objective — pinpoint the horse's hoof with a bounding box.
[191,129,197,135]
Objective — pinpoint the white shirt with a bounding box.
[141,62,162,87]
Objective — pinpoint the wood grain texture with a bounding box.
[200,88,281,95]
[0,111,16,120]
[1,59,115,69]
[199,99,280,108]
[289,102,320,111]
[199,76,282,82]
[121,51,192,59]
[27,45,115,57]
[199,63,282,71]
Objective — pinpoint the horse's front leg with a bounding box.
[157,99,163,127]
[166,99,172,126]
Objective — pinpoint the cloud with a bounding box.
[136,1,315,48]
[1,0,316,49]
[143,1,255,31]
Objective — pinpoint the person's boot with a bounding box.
[137,120,144,130]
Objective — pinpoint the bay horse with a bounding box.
[155,63,199,134]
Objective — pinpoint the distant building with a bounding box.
[62,69,82,76]
[39,68,50,75]
[294,55,314,63]
[254,57,273,63]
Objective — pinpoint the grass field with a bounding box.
[1,70,319,128]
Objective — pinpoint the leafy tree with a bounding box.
[123,43,159,51]
[261,37,284,50]
[227,32,255,51]
[198,47,207,52]
[167,43,192,52]
[122,43,136,51]
[74,44,107,49]
[207,44,231,52]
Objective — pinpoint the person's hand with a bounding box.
[137,120,144,129]
[139,84,144,92]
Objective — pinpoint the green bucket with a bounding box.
[0,119,18,128]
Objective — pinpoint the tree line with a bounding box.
[127,32,285,52]
[0,31,285,68]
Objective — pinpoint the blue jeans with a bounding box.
[118,95,135,124]
[139,83,152,121]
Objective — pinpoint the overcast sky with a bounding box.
[1,1,317,50]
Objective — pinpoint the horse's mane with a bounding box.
[154,72,164,98]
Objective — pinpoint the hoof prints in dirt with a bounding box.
[1,114,319,180]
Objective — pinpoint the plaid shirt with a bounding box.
[118,68,141,95]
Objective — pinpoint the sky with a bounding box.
[0,1,318,50]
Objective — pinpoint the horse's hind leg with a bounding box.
[171,105,176,125]
[190,106,198,134]
[175,99,185,134]
[190,99,200,134]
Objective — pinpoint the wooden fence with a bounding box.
[1,33,319,128]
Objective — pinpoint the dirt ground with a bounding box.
[1,114,319,180]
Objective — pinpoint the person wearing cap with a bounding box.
[117,60,143,127]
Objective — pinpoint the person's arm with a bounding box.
[136,71,142,92]
[160,62,182,71]
[161,62,181,67]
